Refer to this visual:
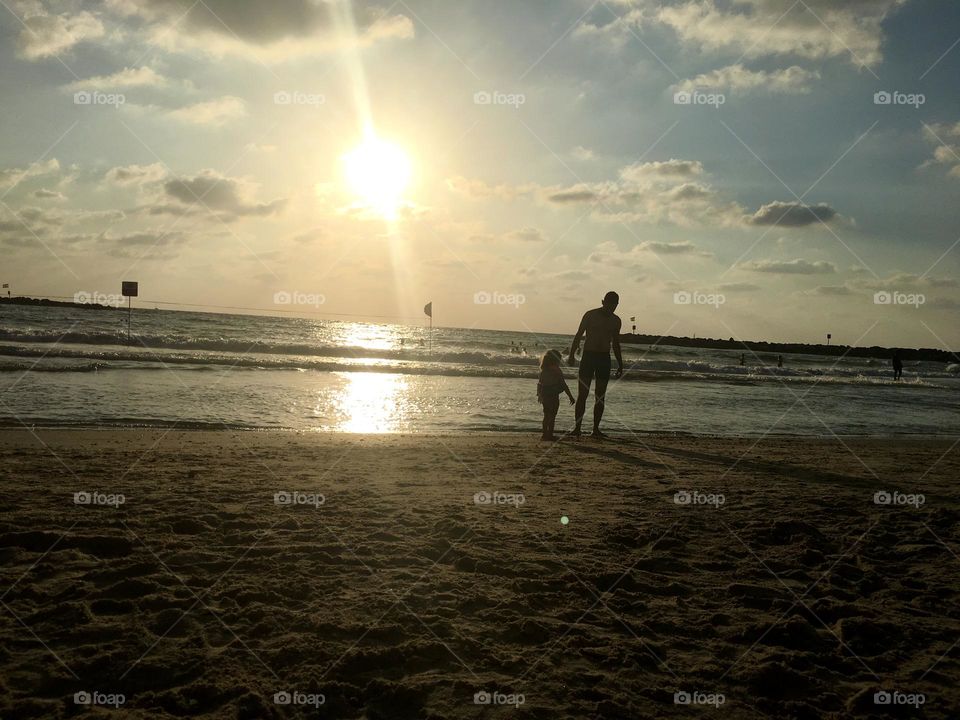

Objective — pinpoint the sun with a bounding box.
[342,136,412,220]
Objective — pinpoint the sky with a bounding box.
[1,0,959,349]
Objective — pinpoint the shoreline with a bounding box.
[2,423,960,440]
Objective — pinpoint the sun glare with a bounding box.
[342,136,412,219]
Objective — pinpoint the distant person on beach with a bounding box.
[739,353,745,366]
[892,350,903,381]
[568,291,624,438]
[537,349,574,441]
[777,355,783,368]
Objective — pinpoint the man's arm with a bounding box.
[568,312,588,365]
[612,317,624,378]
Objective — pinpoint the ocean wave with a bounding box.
[0,346,955,390]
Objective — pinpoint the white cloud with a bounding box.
[0,158,61,191]
[167,97,245,127]
[162,169,286,219]
[674,64,820,95]
[105,163,167,187]
[65,67,168,92]
[742,258,837,274]
[17,9,104,60]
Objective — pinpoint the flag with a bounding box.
[1,284,8,288]
[630,316,635,321]
[423,301,432,318]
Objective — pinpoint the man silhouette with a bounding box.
[568,291,624,438]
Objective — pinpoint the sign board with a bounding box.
[121,281,138,298]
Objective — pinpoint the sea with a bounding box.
[1,304,958,436]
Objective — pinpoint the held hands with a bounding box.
[567,393,575,405]
[567,353,577,366]
[614,367,624,379]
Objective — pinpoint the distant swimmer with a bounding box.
[739,353,745,366]
[568,291,624,439]
[777,355,783,368]
[892,350,903,381]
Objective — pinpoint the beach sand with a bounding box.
[1,429,958,718]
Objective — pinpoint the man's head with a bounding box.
[601,291,619,314]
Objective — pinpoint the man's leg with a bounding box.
[592,360,611,434]
[574,362,592,435]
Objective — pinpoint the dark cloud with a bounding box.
[749,201,838,227]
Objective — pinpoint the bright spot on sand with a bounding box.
[342,135,411,220]
[560,516,569,525]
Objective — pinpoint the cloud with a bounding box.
[921,122,960,179]
[742,258,837,274]
[65,67,168,92]
[0,158,61,191]
[107,0,414,60]
[105,163,167,187]
[17,9,104,60]
[593,0,904,68]
[717,282,760,292]
[571,146,595,161]
[641,240,709,255]
[506,227,547,243]
[167,97,245,127]
[674,64,820,95]
[162,169,286,219]
[811,284,853,295]
[32,188,65,200]
[748,201,838,227]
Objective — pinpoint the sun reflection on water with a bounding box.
[334,372,407,432]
